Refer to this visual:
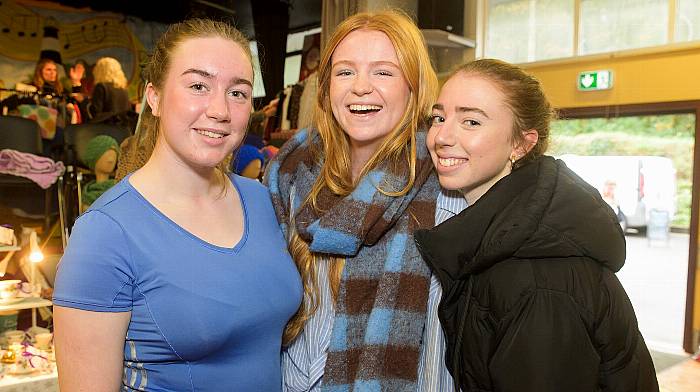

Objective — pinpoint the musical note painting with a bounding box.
[0,0,160,98]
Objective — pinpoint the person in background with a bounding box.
[88,57,131,123]
[32,58,64,96]
[63,59,90,99]
[53,18,302,391]
[602,179,627,230]
[27,59,81,155]
[265,9,447,390]
[414,59,658,391]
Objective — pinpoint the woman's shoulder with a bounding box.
[265,128,319,186]
[84,176,149,225]
[87,177,132,211]
[230,174,277,209]
[273,128,317,163]
[230,173,266,195]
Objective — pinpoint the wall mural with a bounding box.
[0,0,166,101]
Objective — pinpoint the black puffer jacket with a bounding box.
[415,156,658,392]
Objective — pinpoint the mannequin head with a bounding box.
[232,144,263,179]
[94,148,118,182]
[84,135,120,182]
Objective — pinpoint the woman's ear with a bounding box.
[145,82,161,117]
[514,129,539,158]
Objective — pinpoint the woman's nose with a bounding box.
[433,120,456,147]
[206,91,230,121]
[351,74,373,96]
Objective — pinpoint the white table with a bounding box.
[0,367,57,392]
[0,297,56,391]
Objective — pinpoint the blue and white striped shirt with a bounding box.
[281,188,467,391]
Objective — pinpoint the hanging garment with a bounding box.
[297,73,317,131]
[17,104,58,140]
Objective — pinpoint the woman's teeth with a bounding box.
[196,129,225,139]
[349,104,381,113]
[439,157,467,167]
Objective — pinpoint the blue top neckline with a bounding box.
[124,172,249,253]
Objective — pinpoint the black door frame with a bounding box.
[559,100,700,353]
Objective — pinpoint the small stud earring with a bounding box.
[510,154,517,166]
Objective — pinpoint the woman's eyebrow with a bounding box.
[332,60,400,68]
[181,68,213,78]
[431,104,490,119]
[456,106,490,119]
[181,68,252,87]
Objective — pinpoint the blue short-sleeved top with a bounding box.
[53,174,302,391]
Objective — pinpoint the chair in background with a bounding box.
[0,116,54,232]
[0,116,42,153]
[59,123,132,237]
[63,123,131,169]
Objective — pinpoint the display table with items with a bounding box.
[0,237,56,391]
[0,296,55,392]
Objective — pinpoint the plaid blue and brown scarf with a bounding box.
[266,128,438,391]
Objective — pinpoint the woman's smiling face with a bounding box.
[427,72,519,204]
[329,29,411,160]
[147,36,253,170]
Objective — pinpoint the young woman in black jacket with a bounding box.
[415,59,658,391]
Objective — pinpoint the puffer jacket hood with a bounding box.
[416,156,626,283]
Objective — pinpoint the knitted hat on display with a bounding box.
[84,135,120,171]
[232,144,264,175]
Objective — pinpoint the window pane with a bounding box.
[286,31,306,52]
[249,42,266,98]
[579,0,667,55]
[486,0,574,63]
[284,54,302,87]
[286,27,322,53]
[675,0,700,42]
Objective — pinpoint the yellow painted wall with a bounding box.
[521,43,700,109]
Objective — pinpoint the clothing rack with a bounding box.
[0,87,70,101]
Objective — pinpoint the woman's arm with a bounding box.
[54,306,130,392]
[488,289,601,392]
[595,272,659,391]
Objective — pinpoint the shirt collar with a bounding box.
[436,188,468,217]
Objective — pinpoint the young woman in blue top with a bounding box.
[53,19,302,391]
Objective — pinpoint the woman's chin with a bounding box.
[437,177,467,193]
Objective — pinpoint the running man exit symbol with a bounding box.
[578,70,613,91]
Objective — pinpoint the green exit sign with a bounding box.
[578,70,613,91]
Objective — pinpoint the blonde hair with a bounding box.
[451,59,554,169]
[135,18,253,177]
[283,9,437,344]
[93,57,128,89]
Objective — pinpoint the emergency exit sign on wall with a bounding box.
[578,70,613,91]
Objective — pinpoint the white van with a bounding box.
[558,154,676,232]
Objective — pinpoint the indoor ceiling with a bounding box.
[48,0,321,36]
